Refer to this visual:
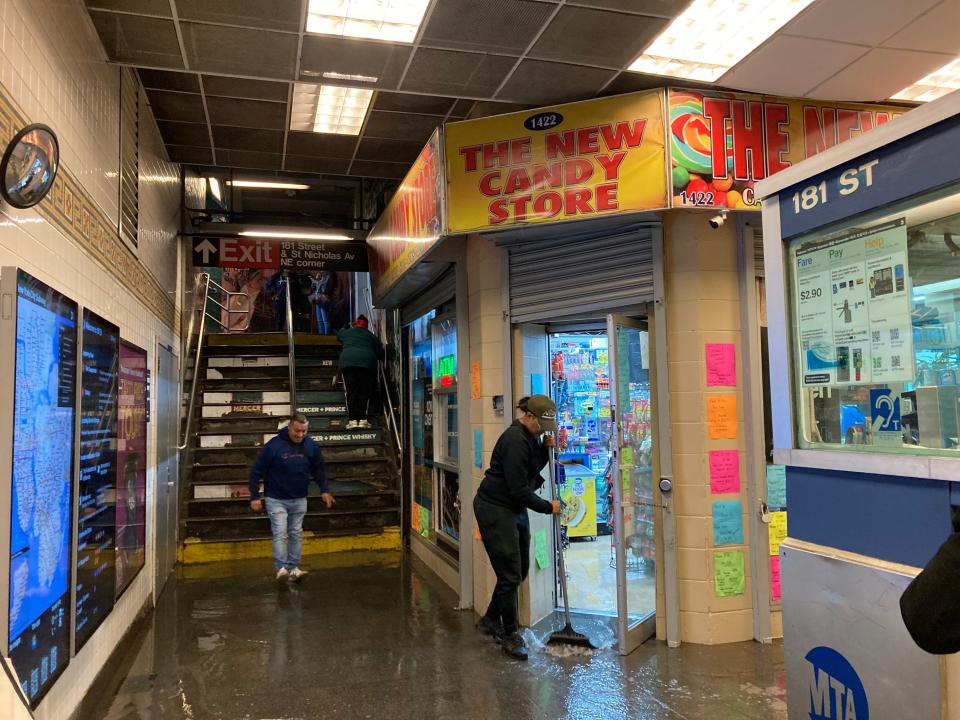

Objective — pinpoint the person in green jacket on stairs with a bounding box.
[337,315,385,429]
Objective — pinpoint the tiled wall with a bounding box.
[0,0,180,717]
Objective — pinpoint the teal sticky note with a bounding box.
[766,464,787,509]
[473,429,483,468]
[712,500,743,546]
[531,373,544,394]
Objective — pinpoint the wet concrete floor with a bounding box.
[85,551,787,720]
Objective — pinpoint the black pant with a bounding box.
[474,495,530,635]
[341,366,373,421]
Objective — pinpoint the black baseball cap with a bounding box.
[525,394,557,432]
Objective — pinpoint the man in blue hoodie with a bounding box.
[249,413,334,581]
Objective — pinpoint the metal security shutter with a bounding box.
[401,266,455,325]
[754,225,765,277]
[119,67,140,249]
[506,226,655,324]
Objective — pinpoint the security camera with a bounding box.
[709,210,729,229]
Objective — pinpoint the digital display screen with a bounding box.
[74,309,118,650]
[115,341,147,598]
[8,269,77,706]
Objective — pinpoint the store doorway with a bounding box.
[546,315,656,650]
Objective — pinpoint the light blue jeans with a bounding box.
[265,497,307,571]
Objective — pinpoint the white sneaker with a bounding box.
[346,420,358,429]
[358,419,370,428]
[289,567,308,581]
[276,567,289,581]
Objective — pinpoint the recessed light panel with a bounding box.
[892,58,960,103]
[628,0,815,82]
[306,0,429,43]
[290,83,373,136]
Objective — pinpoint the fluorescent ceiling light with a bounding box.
[306,0,429,43]
[892,58,960,103]
[227,180,311,190]
[290,83,373,136]
[628,0,816,82]
[322,71,378,83]
[239,230,353,241]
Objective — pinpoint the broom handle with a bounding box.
[550,447,574,627]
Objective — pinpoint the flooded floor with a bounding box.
[85,551,787,720]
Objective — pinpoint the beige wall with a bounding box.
[0,0,180,716]
[664,210,754,644]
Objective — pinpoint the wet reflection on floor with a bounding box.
[84,551,786,720]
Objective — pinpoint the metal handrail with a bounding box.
[379,361,402,475]
[284,272,297,416]
[177,273,252,451]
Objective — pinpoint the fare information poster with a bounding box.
[794,218,913,386]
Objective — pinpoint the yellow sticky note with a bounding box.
[768,511,788,556]
[707,395,737,439]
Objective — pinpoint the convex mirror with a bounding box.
[1,124,59,209]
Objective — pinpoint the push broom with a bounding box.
[546,450,597,650]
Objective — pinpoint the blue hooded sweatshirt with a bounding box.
[248,427,328,500]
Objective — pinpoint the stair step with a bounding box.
[203,378,290,391]
[192,444,389,466]
[184,508,399,541]
[196,428,383,448]
[205,366,289,380]
[192,478,393,500]
[187,492,397,517]
[190,465,394,486]
[198,412,347,433]
[296,391,346,404]
[295,357,337,368]
[207,356,288,368]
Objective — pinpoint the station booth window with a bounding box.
[407,303,460,557]
[788,182,960,456]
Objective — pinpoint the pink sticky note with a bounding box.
[706,343,736,387]
[770,556,782,601]
[709,450,740,494]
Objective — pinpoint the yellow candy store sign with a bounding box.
[445,90,668,233]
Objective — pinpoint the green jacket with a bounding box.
[337,327,385,369]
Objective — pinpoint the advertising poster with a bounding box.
[7,269,77,706]
[75,309,119,650]
[794,219,912,386]
[445,90,667,233]
[115,341,147,598]
[667,89,903,209]
[368,128,445,303]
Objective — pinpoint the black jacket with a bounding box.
[901,509,960,654]
[476,420,553,515]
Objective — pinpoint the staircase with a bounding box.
[180,332,401,562]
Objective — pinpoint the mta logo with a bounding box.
[806,646,868,719]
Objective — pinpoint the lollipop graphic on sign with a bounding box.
[669,90,756,210]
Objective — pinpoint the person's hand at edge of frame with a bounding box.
[550,499,561,514]
[250,498,263,512]
[321,492,336,509]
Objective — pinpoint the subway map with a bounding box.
[9,294,74,642]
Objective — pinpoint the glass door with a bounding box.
[607,314,656,654]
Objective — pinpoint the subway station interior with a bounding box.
[1,0,960,718]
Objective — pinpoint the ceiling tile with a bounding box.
[782,0,941,46]
[373,92,454,116]
[146,89,206,122]
[181,22,298,78]
[205,96,288,129]
[882,1,960,55]
[402,49,516,95]
[497,60,615,105]
[530,7,666,67]
[449,99,476,118]
[808,47,956,101]
[300,36,411,90]
[348,160,411,179]
[202,75,290,102]
[420,0,554,54]
[362,111,441,143]
[89,11,184,68]
[566,0,688,16]
[175,0,302,33]
[166,145,214,164]
[138,68,200,93]
[216,149,284,170]
[721,37,870,97]
[466,100,533,119]
[283,155,353,174]
[286,132,358,159]
[212,126,285,153]
[156,120,210,147]
[85,0,171,14]
[355,138,425,163]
